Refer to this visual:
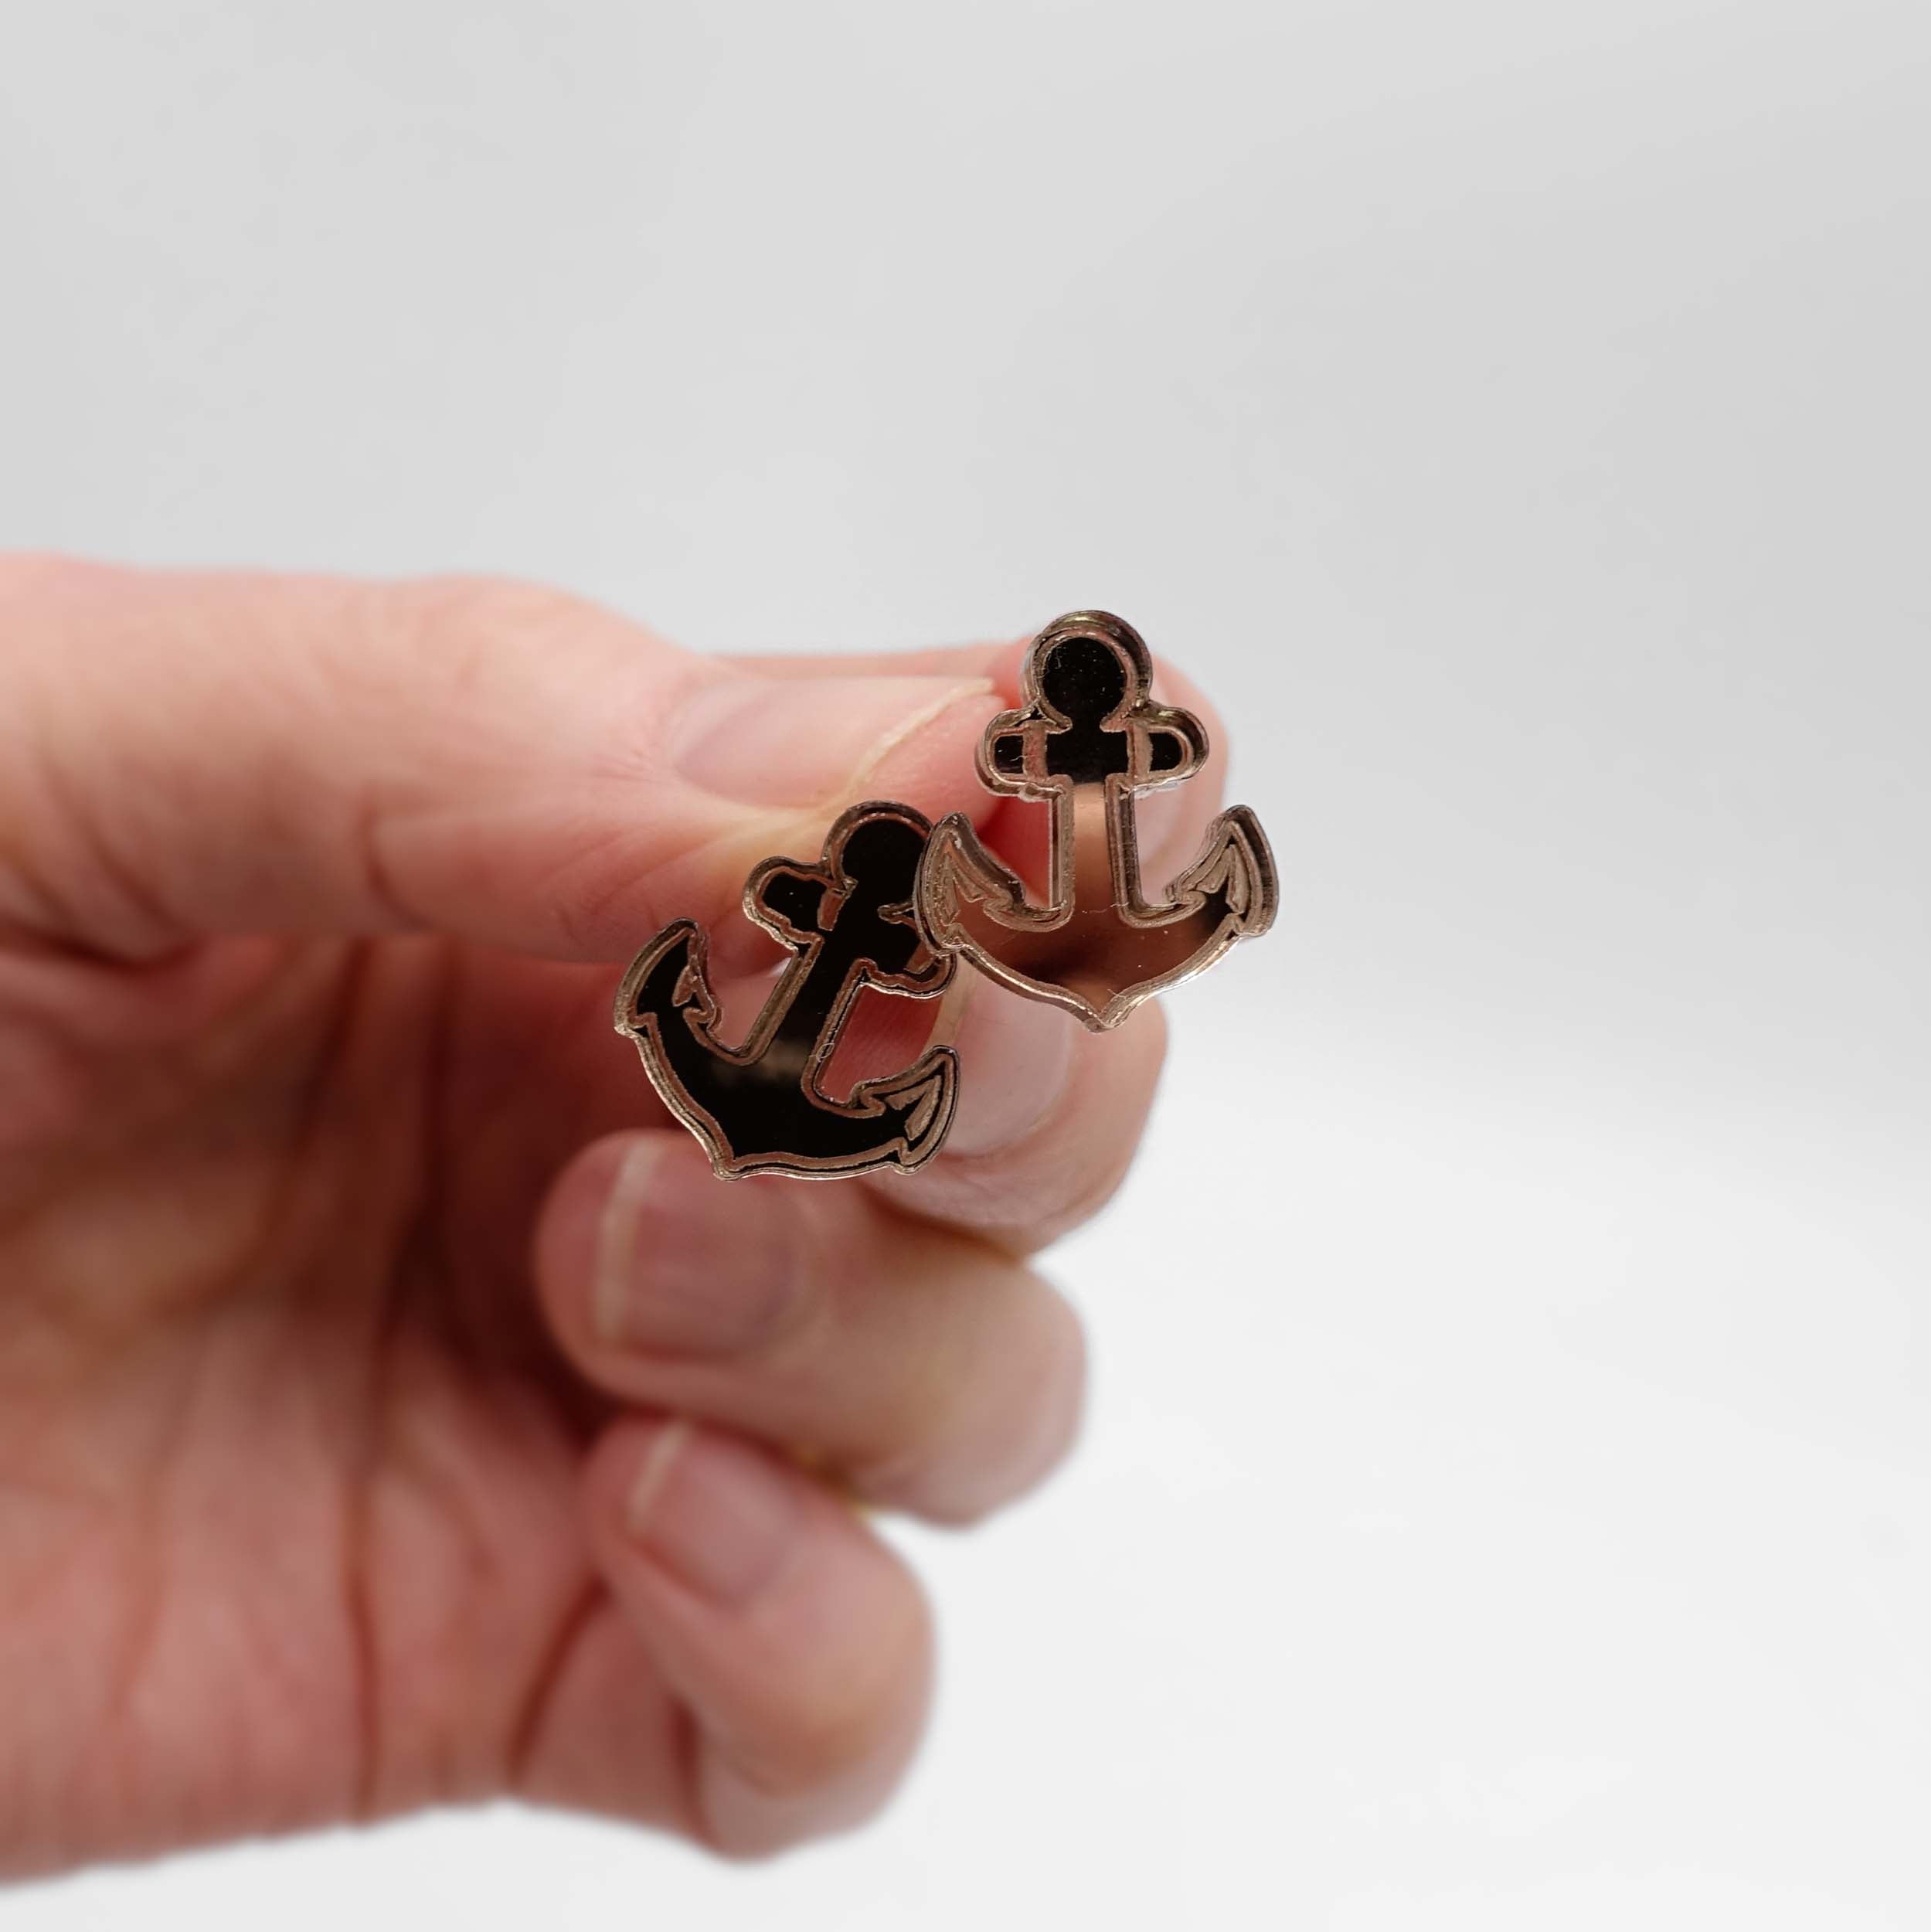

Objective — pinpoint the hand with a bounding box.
[0,560,1225,1872]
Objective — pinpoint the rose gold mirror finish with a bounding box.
[918,611,1277,1031]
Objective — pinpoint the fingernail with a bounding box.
[673,674,993,808]
[943,989,1078,1158]
[594,1139,806,1354]
[627,1420,801,1606]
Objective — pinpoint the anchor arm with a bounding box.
[860,900,954,994]
[977,710,1045,796]
[1137,708,1208,786]
[987,725,1028,779]
[744,861,834,948]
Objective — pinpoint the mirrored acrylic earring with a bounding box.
[614,799,959,1180]
[916,610,1277,1030]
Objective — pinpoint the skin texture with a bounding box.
[0,560,1225,1873]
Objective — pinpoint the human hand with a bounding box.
[0,560,1230,1872]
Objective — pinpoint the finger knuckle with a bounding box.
[371,573,593,692]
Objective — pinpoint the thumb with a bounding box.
[0,560,1000,959]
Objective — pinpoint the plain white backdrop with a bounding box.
[3,2,1928,1925]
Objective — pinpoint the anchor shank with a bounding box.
[1064,779,1128,916]
[746,951,848,1090]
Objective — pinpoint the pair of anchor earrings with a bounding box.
[615,611,1278,1180]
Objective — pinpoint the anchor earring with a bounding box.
[916,610,1277,1030]
[614,799,959,1180]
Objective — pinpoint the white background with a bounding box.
[4,2,1929,1925]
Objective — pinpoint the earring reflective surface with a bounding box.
[917,610,1277,1030]
[615,799,959,1180]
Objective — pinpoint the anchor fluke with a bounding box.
[1185,804,1277,939]
[848,1049,957,1172]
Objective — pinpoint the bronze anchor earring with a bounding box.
[614,799,959,1180]
[916,610,1277,1030]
